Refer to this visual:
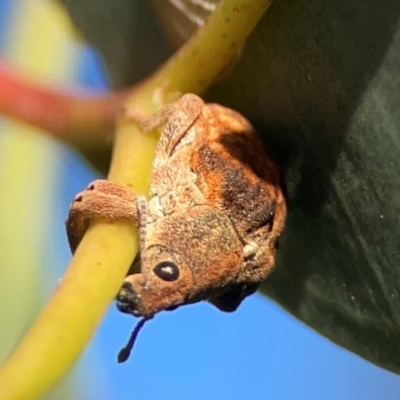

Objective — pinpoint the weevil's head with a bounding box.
[116,205,243,318]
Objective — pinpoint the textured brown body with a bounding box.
[67,94,286,318]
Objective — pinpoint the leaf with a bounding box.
[58,0,171,87]
[59,0,400,373]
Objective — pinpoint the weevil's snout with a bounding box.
[115,277,188,317]
[115,253,195,317]
[116,280,143,317]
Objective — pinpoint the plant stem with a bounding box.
[0,61,128,151]
[0,1,272,398]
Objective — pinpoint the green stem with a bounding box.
[0,1,272,398]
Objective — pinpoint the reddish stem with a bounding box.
[0,61,130,149]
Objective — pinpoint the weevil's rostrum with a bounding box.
[66,94,286,319]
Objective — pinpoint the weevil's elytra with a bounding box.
[66,93,286,353]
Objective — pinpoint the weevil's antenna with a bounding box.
[117,317,153,363]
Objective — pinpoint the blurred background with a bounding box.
[0,0,400,399]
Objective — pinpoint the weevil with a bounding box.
[66,94,286,361]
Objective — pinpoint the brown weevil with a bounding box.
[66,94,286,361]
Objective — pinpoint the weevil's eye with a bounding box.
[153,261,180,282]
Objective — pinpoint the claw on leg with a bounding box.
[124,104,175,133]
[66,179,139,253]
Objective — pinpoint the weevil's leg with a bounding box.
[66,179,141,253]
[124,102,175,133]
[125,94,204,157]
[159,93,204,156]
[136,194,148,268]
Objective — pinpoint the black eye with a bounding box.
[153,261,180,282]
